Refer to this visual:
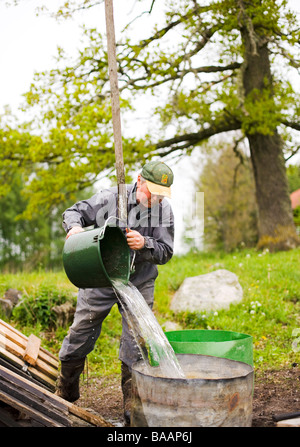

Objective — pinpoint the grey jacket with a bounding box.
[62,183,174,286]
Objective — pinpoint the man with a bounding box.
[56,160,174,424]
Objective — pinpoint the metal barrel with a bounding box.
[62,225,130,288]
[165,329,253,366]
[131,354,254,427]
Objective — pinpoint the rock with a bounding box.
[161,321,182,332]
[4,288,22,305]
[170,269,243,313]
[52,301,75,328]
[0,289,22,318]
[0,298,14,317]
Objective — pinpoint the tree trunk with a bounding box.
[241,29,299,251]
[247,131,299,250]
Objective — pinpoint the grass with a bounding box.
[154,248,300,375]
[0,247,299,377]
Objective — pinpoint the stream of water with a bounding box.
[112,280,185,379]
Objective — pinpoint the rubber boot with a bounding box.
[55,357,86,402]
[121,362,132,426]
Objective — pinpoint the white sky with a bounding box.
[0,0,164,112]
[0,0,299,253]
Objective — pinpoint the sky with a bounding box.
[0,0,164,111]
[0,0,200,254]
[0,0,299,253]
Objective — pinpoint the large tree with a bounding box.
[195,142,258,251]
[3,0,300,250]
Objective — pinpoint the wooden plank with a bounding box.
[0,365,66,413]
[0,406,22,427]
[0,332,23,359]
[277,417,300,427]
[0,319,59,367]
[0,365,67,426]
[0,390,65,427]
[0,364,112,427]
[0,356,54,392]
[0,333,58,380]
[0,345,57,388]
[0,381,71,427]
[0,346,57,390]
[0,319,59,368]
[35,358,58,380]
[68,402,113,427]
[0,321,59,369]
[23,334,41,366]
[0,323,59,375]
[0,318,28,339]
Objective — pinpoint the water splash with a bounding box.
[112,280,185,379]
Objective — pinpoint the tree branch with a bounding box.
[122,0,157,30]
[135,3,210,49]
[282,121,300,131]
[119,61,240,91]
[192,62,241,73]
[153,117,241,156]
[285,145,300,162]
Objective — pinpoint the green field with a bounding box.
[1,247,300,377]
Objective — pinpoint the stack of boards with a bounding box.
[0,318,112,427]
[0,318,58,392]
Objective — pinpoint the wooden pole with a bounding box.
[104,0,127,223]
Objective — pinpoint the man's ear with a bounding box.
[136,174,141,187]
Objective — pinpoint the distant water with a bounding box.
[112,280,185,379]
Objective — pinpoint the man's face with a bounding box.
[136,174,164,208]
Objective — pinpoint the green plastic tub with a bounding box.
[165,330,253,366]
[63,225,131,289]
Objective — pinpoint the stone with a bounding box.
[0,289,22,318]
[170,269,243,313]
[161,321,182,332]
[0,298,13,318]
[4,288,22,305]
[52,301,75,328]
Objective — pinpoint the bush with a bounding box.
[12,284,76,329]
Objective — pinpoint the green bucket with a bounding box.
[62,225,131,289]
[165,330,253,366]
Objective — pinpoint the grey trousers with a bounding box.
[59,281,155,367]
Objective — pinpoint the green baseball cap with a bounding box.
[141,161,174,198]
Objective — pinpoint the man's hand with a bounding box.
[66,226,84,239]
[126,228,145,250]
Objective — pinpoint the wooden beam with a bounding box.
[0,381,71,426]
[0,319,59,369]
[0,406,22,427]
[23,334,41,366]
[0,333,58,380]
[0,345,57,390]
[0,365,113,427]
[0,356,53,392]
[0,390,66,427]
[277,417,300,427]
[0,365,66,413]
[104,0,127,222]
[67,403,113,427]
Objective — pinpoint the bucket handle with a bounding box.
[130,251,136,273]
[98,215,127,239]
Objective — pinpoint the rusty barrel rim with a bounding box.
[132,353,254,382]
